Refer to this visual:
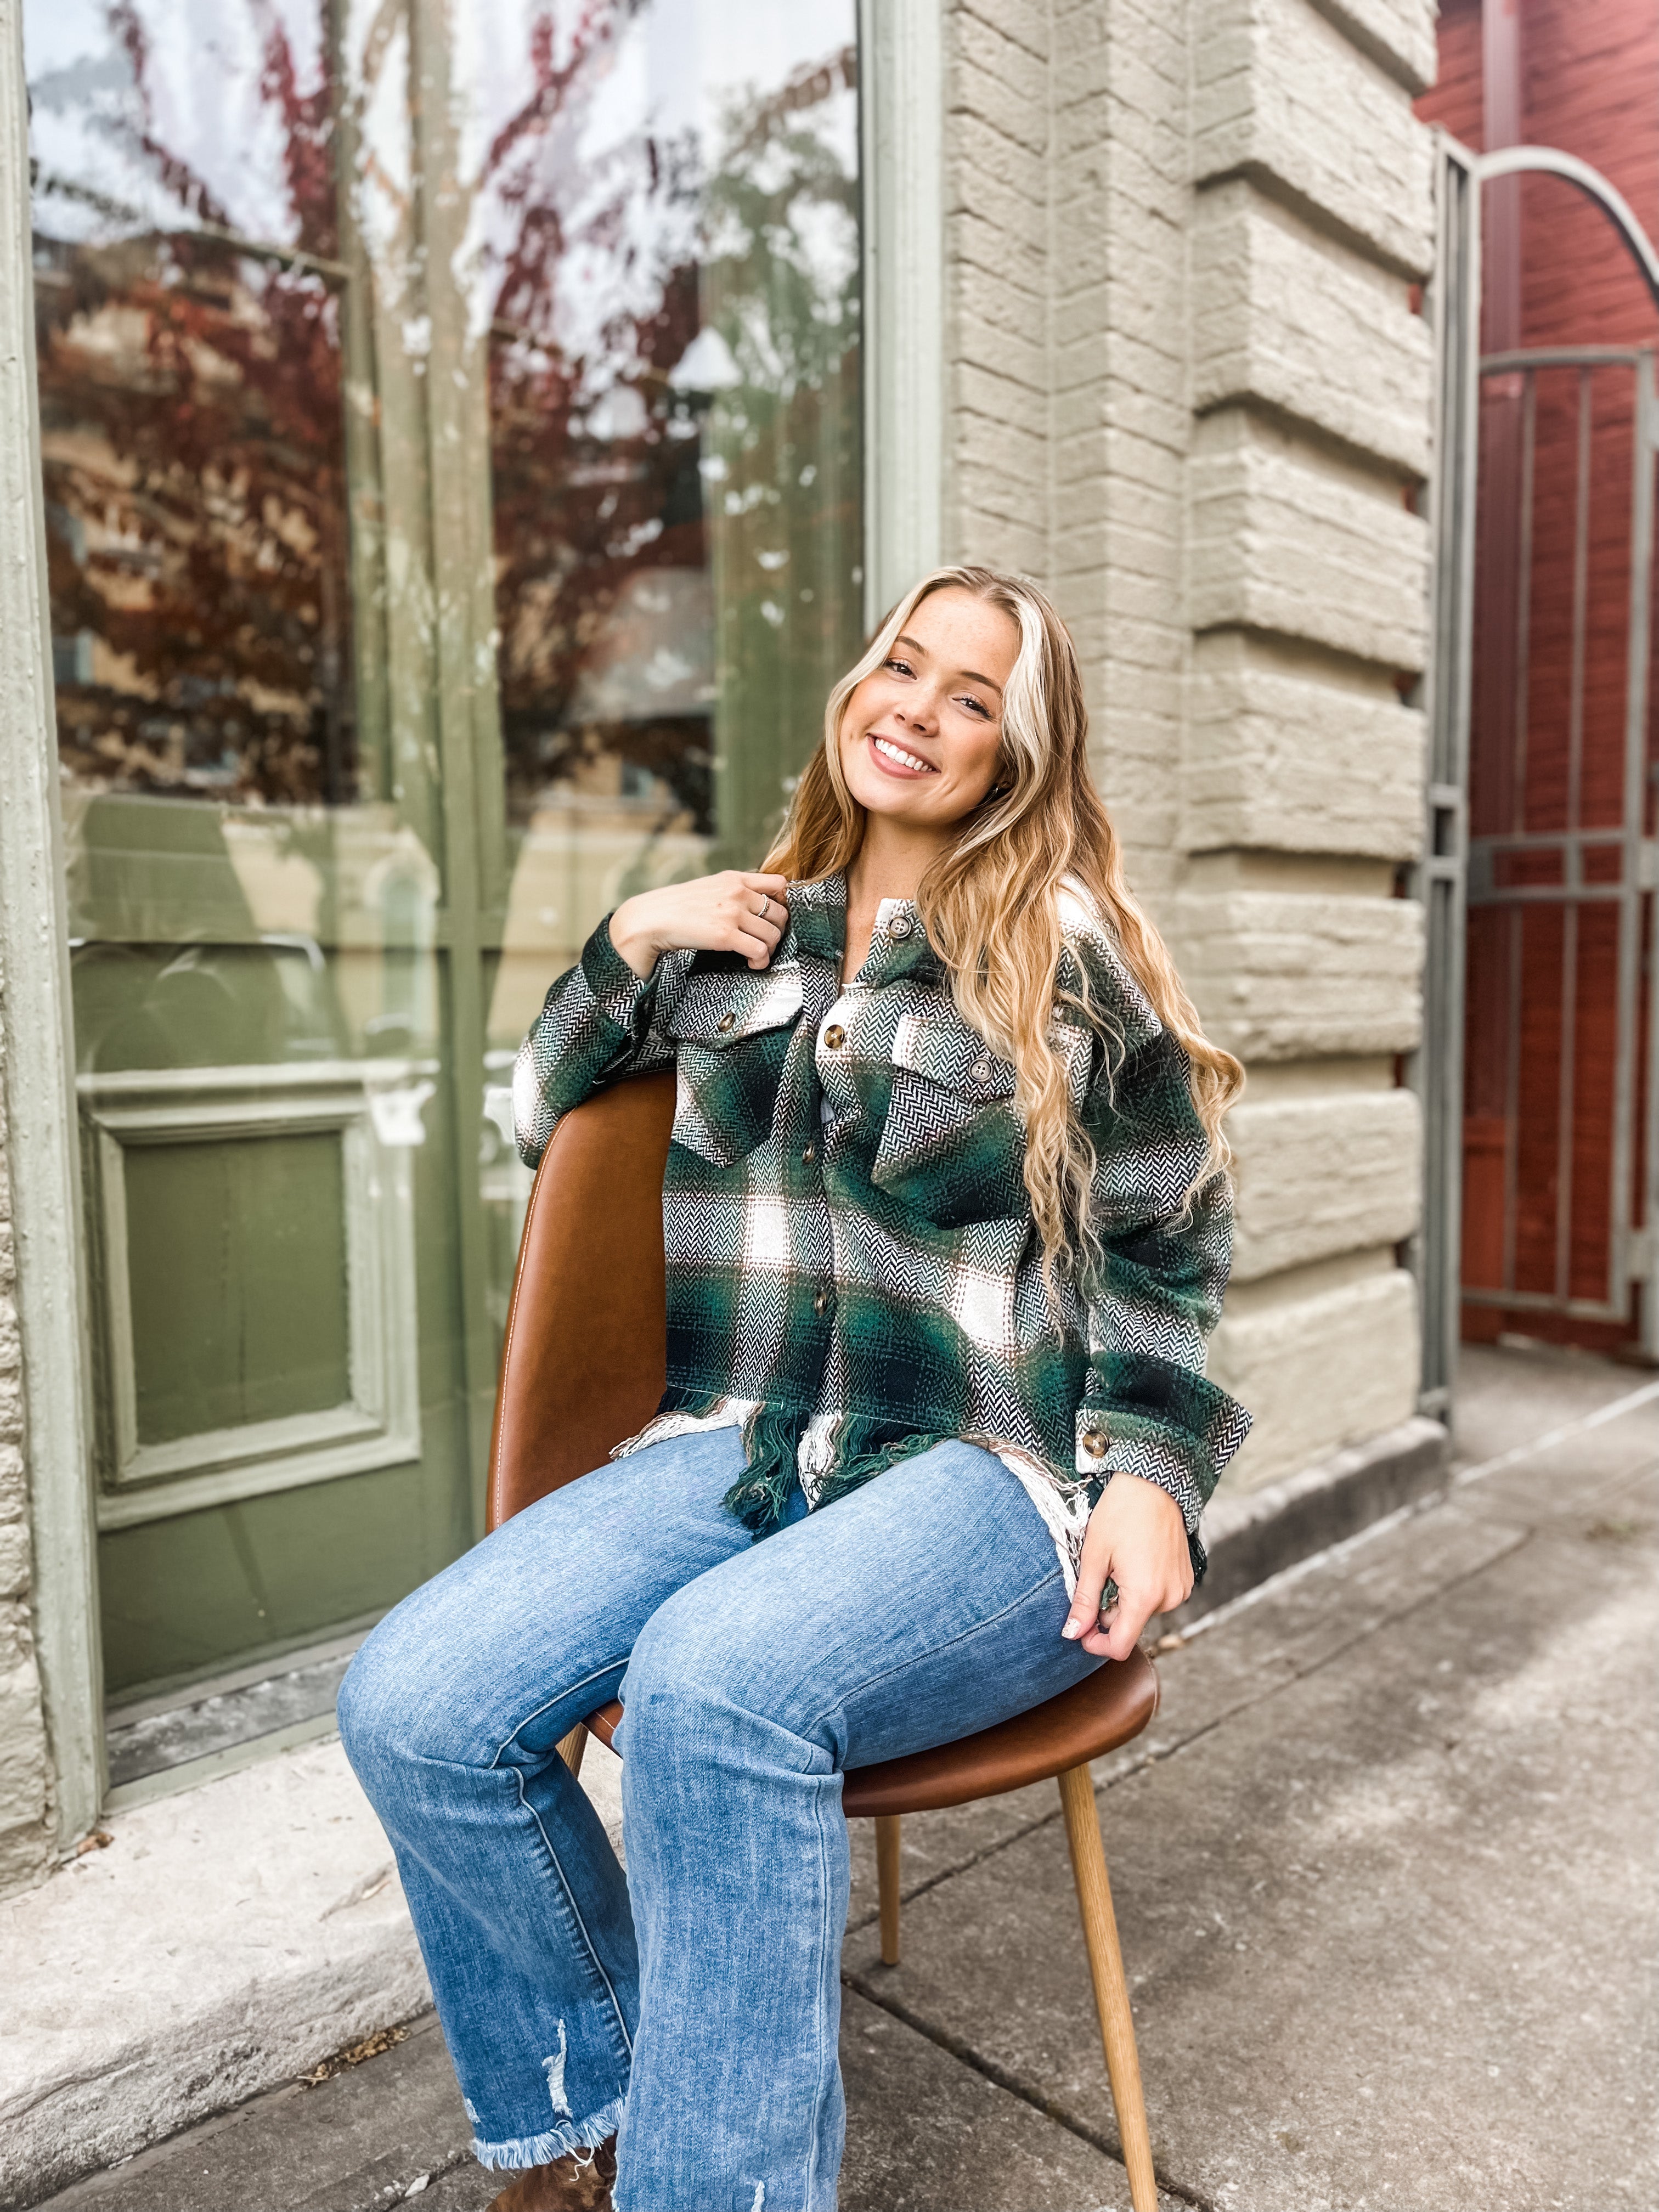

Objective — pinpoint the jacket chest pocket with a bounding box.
[667,966,804,1167]
[871,1013,1027,1227]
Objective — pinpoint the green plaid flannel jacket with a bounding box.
[512,873,1249,1590]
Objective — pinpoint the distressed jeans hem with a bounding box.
[471,2091,627,2171]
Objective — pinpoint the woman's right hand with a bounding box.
[609,872,791,979]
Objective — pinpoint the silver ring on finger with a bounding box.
[757,895,771,921]
[1097,1576,1120,1625]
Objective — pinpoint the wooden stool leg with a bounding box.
[556,1723,589,1779]
[1057,1764,1158,2212]
[875,1813,902,1966]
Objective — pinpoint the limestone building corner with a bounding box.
[937,0,1439,1493]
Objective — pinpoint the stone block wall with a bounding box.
[0,979,55,1894]
[942,0,1438,1490]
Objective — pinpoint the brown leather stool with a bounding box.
[487,1072,1161,2211]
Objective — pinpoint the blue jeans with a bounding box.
[337,1429,1100,2211]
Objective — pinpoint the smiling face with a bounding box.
[837,586,1021,842]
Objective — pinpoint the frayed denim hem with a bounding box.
[471,2092,627,2172]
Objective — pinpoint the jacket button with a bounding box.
[814,1289,832,1316]
[823,1023,845,1049]
[802,1142,817,1163]
[1082,1429,1108,1456]
[886,913,913,940]
[717,1012,736,1032]
[971,1056,992,1084]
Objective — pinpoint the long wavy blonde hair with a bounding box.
[765,565,1243,1286]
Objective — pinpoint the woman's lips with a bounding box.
[867,732,938,778]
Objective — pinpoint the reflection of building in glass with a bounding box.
[569,566,716,761]
[473,2,863,1018]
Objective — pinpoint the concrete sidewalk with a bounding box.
[26,1345,1659,2210]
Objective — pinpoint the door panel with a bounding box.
[83,1069,421,1502]
[121,1127,352,1442]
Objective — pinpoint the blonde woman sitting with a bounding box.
[339,566,1249,2211]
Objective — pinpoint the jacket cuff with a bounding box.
[1075,1410,1206,1533]
[582,913,658,1032]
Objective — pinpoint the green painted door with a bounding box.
[26,0,862,1730]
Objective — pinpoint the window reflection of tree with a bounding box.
[31,0,864,866]
[32,2,355,809]
[479,19,861,864]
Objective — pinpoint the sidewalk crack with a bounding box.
[841,1970,1216,2210]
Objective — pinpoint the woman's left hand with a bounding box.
[1061,1471,1193,1660]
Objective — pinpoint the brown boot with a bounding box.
[486,2135,617,2211]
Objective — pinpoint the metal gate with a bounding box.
[1417,140,1659,1406]
[1462,345,1656,1338]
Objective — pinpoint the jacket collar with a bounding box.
[786,873,946,985]
[785,873,847,966]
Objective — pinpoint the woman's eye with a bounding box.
[885,657,913,676]
[957,696,991,719]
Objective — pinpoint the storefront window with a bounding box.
[25,0,861,1789]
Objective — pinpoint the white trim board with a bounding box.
[860,0,945,628]
[0,0,105,1844]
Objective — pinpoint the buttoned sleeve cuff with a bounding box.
[582,912,659,1032]
[1076,1412,1206,1532]
[1074,1361,1251,1583]
[512,916,667,1166]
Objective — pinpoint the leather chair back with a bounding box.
[487,1070,676,1532]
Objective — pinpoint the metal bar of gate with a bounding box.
[1477,871,1628,889]
[1501,899,1522,1297]
[1482,345,1650,372]
[1510,373,1536,832]
[1555,370,1594,1305]
[1502,369,1536,1299]
[1472,827,1628,850]
[1644,356,1659,1358]
[1618,352,1657,1343]
[1409,134,1480,1420]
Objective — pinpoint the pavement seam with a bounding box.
[25,2015,459,2212]
[839,1969,1215,2211]
[296,2143,479,2212]
[1452,1379,1659,1488]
